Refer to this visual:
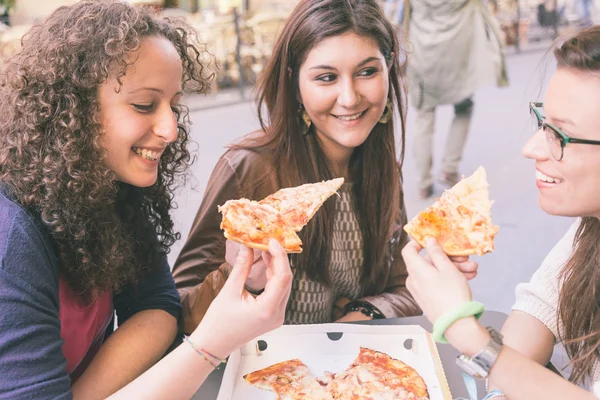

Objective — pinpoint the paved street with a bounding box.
[168,48,574,315]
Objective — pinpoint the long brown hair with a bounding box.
[0,1,212,300]
[237,0,406,287]
[555,26,600,384]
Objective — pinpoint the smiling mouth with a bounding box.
[536,170,564,184]
[333,109,367,121]
[131,146,161,161]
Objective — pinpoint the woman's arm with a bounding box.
[0,217,73,398]
[484,311,555,397]
[71,310,177,400]
[109,240,293,400]
[446,317,593,400]
[402,238,596,400]
[73,257,181,399]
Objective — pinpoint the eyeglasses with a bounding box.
[529,102,600,161]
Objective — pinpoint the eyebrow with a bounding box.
[128,87,183,96]
[309,56,382,71]
[549,116,576,128]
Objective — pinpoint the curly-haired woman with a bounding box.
[0,1,292,399]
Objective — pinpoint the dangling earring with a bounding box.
[299,104,312,135]
[378,99,393,124]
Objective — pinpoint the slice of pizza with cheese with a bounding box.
[219,199,303,253]
[323,347,429,400]
[219,178,344,253]
[243,359,332,400]
[404,166,499,256]
[260,177,345,231]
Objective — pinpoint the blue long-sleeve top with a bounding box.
[0,187,181,399]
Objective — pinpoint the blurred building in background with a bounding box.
[0,0,598,95]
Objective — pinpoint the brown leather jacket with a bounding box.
[172,146,421,334]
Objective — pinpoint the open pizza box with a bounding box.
[216,324,452,399]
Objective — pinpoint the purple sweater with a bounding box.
[0,188,181,399]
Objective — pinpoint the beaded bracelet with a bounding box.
[184,336,227,369]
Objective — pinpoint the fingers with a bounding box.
[449,255,469,263]
[462,272,478,280]
[259,240,293,308]
[224,245,254,293]
[224,239,240,266]
[456,260,478,273]
[424,238,455,271]
[226,240,262,266]
[401,240,434,275]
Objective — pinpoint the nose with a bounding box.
[522,128,549,160]
[337,77,360,109]
[153,104,178,144]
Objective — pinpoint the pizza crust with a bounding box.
[223,231,302,254]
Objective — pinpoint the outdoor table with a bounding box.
[192,311,508,399]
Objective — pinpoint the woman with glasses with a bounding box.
[402,26,600,399]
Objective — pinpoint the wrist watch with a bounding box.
[456,326,503,379]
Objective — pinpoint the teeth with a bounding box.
[132,147,159,161]
[536,170,563,183]
[336,112,363,121]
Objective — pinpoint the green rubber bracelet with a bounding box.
[432,301,484,344]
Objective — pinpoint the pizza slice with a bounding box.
[404,166,499,256]
[260,177,345,231]
[219,178,344,253]
[243,359,332,400]
[323,347,429,400]
[219,199,303,253]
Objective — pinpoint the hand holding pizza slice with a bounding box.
[404,166,499,256]
[219,178,345,253]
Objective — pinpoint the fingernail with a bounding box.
[426,237,436,246]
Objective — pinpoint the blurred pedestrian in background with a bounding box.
[405,0,508,199]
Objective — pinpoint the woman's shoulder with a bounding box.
[0,187,47,245]
[218,131,279,184]
[0,185,60,296]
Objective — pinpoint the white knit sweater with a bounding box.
[512,219,600,396]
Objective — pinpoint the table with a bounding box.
[192,311,508,399]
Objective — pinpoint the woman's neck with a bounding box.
[314,135,352,179]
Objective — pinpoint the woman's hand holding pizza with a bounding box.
[401,238,490,355]
[191,240,293,358]
[402,238,472,323]
[226,239,269,292]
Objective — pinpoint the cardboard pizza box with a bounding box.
[216,324,452,399]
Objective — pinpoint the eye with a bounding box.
[133,103,155,113]
[358,67,378,77]
[316,74,337,83]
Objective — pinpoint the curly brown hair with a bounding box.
[0,0,212,300]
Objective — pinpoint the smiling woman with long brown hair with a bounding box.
[172,0,478,333]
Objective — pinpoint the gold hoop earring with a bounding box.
[378,99,393,124]
[299,105,312,135]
